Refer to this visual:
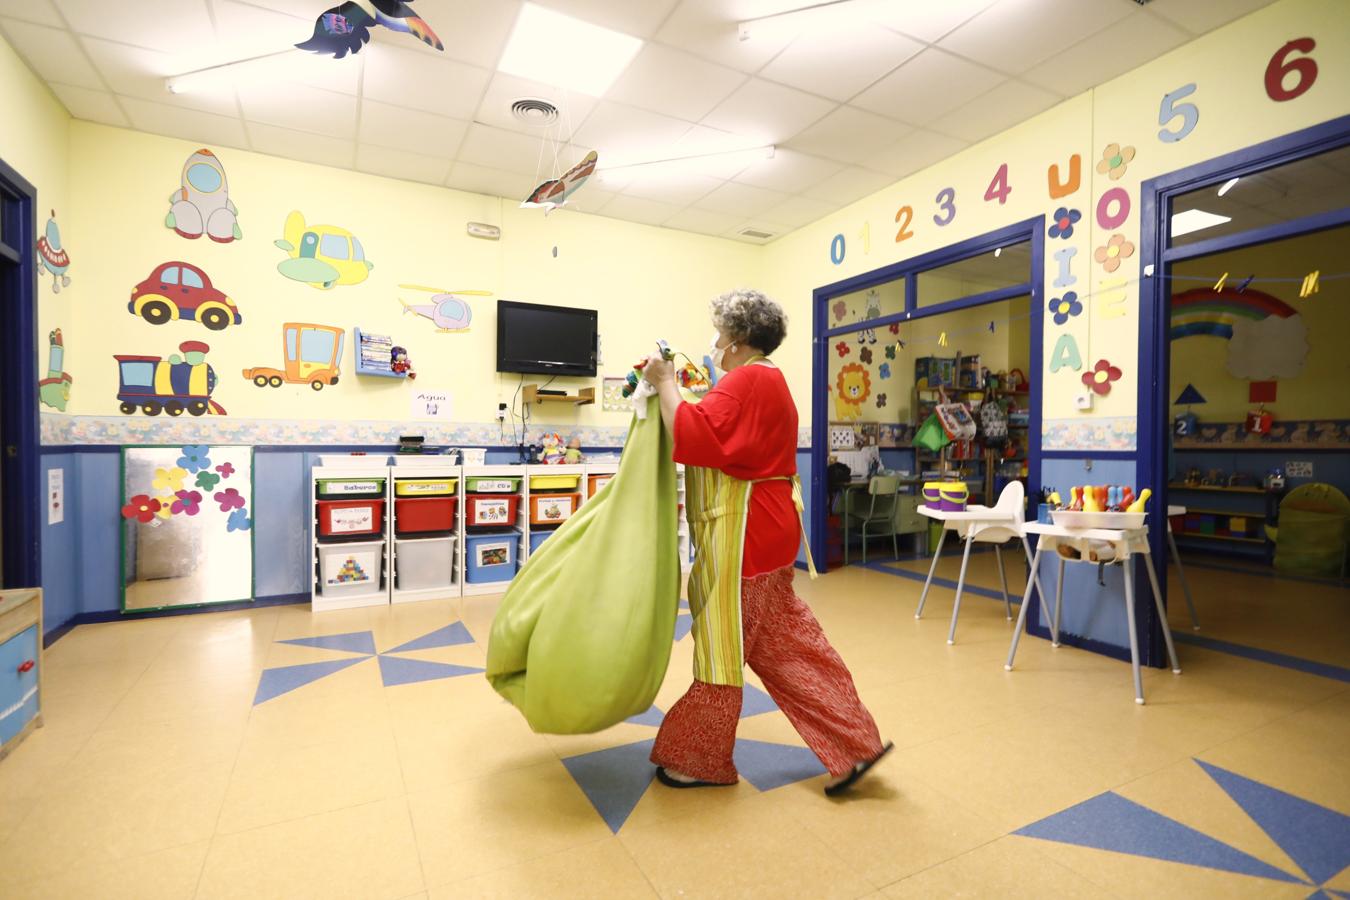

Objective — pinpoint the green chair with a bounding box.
[844,474,900,565]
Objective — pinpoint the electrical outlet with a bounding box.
[496,403,507,422]
[1075,392,1094,411]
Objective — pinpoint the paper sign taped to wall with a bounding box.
[48,468,64,525]
[1285,461,1313,478]
[410,390,452,420]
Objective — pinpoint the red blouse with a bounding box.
[673,363,800,576]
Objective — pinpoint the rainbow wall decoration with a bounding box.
[1169,288,1299,340]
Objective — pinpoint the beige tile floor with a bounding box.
[1,557,1346,899]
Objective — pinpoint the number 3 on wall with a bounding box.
[1265,37,1318,101]
[1158,83,1198,143]
[933,187,956,226]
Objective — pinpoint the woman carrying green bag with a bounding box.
[642,289,892,796]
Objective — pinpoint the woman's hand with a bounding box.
[642,354,675,386]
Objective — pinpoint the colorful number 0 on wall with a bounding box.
[830,233,845,265]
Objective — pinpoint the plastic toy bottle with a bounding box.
[1083,487,1102,513]
[1127,488,1152,513]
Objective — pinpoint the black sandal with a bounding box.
[655,766,732,789]
[824,741,894,796]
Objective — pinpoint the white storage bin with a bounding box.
[458,448,487,466]
[395,537,456,591]
[318,454,389,468]
[395,453,458,467]
[318,543,382,597]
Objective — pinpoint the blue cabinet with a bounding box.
[0,590,41,758]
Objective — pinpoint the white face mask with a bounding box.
[709,333,733,372]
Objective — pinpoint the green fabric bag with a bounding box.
[914,413,951,452]
[486,398,681,734]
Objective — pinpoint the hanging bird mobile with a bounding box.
[297,0,442,58]
[522,151,598,213]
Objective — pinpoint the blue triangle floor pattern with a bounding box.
[254,622,481,704]
[1017,758,1350,890]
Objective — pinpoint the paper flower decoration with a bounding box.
[832,300,847,321]
[171,489,202,516]
[1096,143,1135,180]
[884,344,896,360]
[859,347,873,364]
[155,498,174,520]
[875,393,887,409]
[121,494,161,523]
[1049,291,1082,325]
[214,487,246,512]
[835,341,850,358]
[879,363,892,379]
[194,470,221,491]
[1082,359,1122,396]
[152,467,186,493]
[176,445,212,473]
[1048,207,1081,240]
[888,322,900,334]
[216,462,235,479]
[227,508,252,532]
[1094,234,1135,273]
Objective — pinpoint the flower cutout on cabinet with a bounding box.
[879,362,892,379]
[835,341,850,358]
[875,393,887,409]
[1049,291,1082,325]
[152,466,187,493]
[215,487,246,512]
[1048,207,1081,240]
[1082,359,1122,396]
[832,300,848,321]
[227,508,252,532]
[171,489,202,516]
[1094,234,1135,273]
[194,470,221,491]
[1096,143,1135,180]
[121,494,161,523]
[176,445,212,473]
[216,462,235,479]
[859,346,873,364]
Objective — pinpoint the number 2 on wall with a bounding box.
[1158,83,1198,143]
[933,187,956,226]
[894,205,914,243]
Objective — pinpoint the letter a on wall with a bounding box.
[1049,334,1083,373]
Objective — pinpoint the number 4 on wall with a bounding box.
[984,163,1011,205]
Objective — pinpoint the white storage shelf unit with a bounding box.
[311,467,390,610]
[390,466,462,604]
[462,465,528,597]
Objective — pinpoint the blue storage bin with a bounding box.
[529,528,559,554]
[465,531,518,583]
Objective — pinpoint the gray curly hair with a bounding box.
[710,288,788,356]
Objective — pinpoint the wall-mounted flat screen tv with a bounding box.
[496,300,598,377]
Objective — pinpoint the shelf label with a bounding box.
[472,498,511,524]
[1285,461,1312,478]
[329,507,375,533]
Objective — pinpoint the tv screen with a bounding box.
[496,300,598,377]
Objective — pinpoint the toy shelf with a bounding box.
[390,466,461,605]
[524,384,594,406]
[1167,482,1266,494]
[353,328,405,379]
[462,465,527,598]
[311,467,390,611]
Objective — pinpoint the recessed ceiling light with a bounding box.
[1170,208,1233,238]
[1217,177,1240,197]
[498,3,642,97]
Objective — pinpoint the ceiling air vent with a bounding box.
[738,227,775,240]
[510,98,560,126]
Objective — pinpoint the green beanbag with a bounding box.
[485,398,681,734]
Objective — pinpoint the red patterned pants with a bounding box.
[651,566,883,782]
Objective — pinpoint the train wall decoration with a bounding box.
[114,340,227,417]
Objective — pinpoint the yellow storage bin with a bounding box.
[394,477,457,497]
[529,473,582,491]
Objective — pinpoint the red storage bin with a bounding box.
[395,496,457,534]
[466,493,520,527]
[317,499,384,537]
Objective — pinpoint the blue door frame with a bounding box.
[810,216,1046,570]
[1138,114,1350,663]
[0,156,40,588]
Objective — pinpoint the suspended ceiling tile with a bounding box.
[655,0,803,73]
[48,83,129,127]
[928,79,1060,144]
[445,160,537,201]
[1145,0,1279,35]
[701,77,836,145]
[618,172,722,206]
[571,101,693,165]
[561,185,616,214]
[662,206,745,237]
[457,122,586,174]
[606,43,746,122]
[800,165,893,205]
[866,0,999,42]
[54,0,216,54]
[759,25,923,102]
[0,0,61,28]
[533,0,680,38]
[237,81,357,140]
[757,194,838,230]
[732,148,845,193]
[663,125,766,179]
[365,0,523,68]
[247,122,356,169]
[785,106,912,166]
[1022,10,1190,96]
[851,48,1003,126]
[82,36,239,117]
[358,100,468,158]
[937,0,1135,76]
[598,193,683,226]
[692,180,790,218]
[862,129,969,179]
[472,71,599,137]
[211,2,363,96]
[355,144,452,186]
[119,96,249,149]
[362,43,491,121]
[0,19,103,90]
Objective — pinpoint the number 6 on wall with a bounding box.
[1158,83,1198,143]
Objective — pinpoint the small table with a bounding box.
[915,506,1046,645]
[1006,522,1181,704]
[1166,505,1200,630]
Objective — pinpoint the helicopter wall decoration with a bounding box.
[397,284,492,333]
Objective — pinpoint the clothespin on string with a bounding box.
[1213,272,1228,292]
[988,321,995,333]
[1235,274,1255,293]
[1300,270,1320,298]
[938,331,948,347]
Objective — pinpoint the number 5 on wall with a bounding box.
[1158,83,1198,143]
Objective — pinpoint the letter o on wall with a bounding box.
[1096,187,1131,230]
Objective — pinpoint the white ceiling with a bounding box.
[2,0,1278,243]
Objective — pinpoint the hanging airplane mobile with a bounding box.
[296,0,442,58]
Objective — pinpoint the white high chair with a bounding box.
[916,481,1047,644]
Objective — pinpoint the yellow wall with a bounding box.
[0,30,72,414]
[764,0,1349,449]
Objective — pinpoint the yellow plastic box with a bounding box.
[529,473,582,491]
[394,477,457,497]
